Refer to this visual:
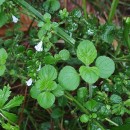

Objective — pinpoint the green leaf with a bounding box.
[110,94,122,104]
[59,49,70,60]
[77,87,88,99]
[37,92,55,109]
[3,96,24,110]
[2,123,19,130]
[111,124,130,130]
[80,114,89,123]
[79,66,99,84]
[1,110,18,123]
[58,66,80,91]
[0,48,8,65]
[0,65,6,76]
[84,99,98,111]
[51,108,64,119]
[0,11,8,27]
[124,99,130,107]
[39,65,57,80]
[0,0,5,5]
[77,40,97,65]
[0,86,11,108]
[30,86,41,99]
[95,56,115,78]
[35,80,57,91]
[43,0,60,13]
[52,84,64,97]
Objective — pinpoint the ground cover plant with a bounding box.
[0,0,130,130]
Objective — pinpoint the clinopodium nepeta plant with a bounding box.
[0,0,130,130]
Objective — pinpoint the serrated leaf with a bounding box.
[0,86,11,108]
[95,56,115,78]
[1,110,18,123]
[59,49,70,60]
[3,96,24,110]
[79,66,99,84]
[0,65,6,76]
[58,66,80,91]
[110,94,122,104]
[0,48,8,65]
[35,80,57,91]
[37,92,55,109]
[39,65,57,80]
[77,40,97,65]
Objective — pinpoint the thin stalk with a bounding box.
[108,0,119,23]
[105,118,119,126]
[82,0,87,19]
[89,84,93,98]
[65,92,105,130]
[123,17,130,51]
[14,0,75,46]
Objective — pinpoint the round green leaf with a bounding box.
[95,56,115,78]
[37,92,55,109]
[80,114,89,123]
[77,40,97,65]
[59,49,70,60]
[30,86,41,99]
[110,94,122,104]
[79,66,99,84]
[58,66,80,91]
[39,65,57,80]
[0,48,8,65]
[0,65,6,76]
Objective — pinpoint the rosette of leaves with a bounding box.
[0,85,24,129]
[30,65,64,109]
[0,48,8,76]
[77,40,115,84]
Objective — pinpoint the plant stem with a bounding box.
[123,17,130,51]
[14,0,75,46]
[82,0,87,19]
[65,92,105,130]
[105,118,119,126]
[108,0,119,23]
[89,84,93,98]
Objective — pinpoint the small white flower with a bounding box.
[34,41,43,52]
[26,78,33,86]
[12,15,19,23]
[37,64,41,72]
[87,29,94,35]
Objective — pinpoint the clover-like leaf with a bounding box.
[95,56,115,78]
[58,66,80,91]
[79,66,99,84]
[39,65,57,80]
[37,92,55,109]
[59,49,70,60]
[30,86,41,99]
[77,40,97,65]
